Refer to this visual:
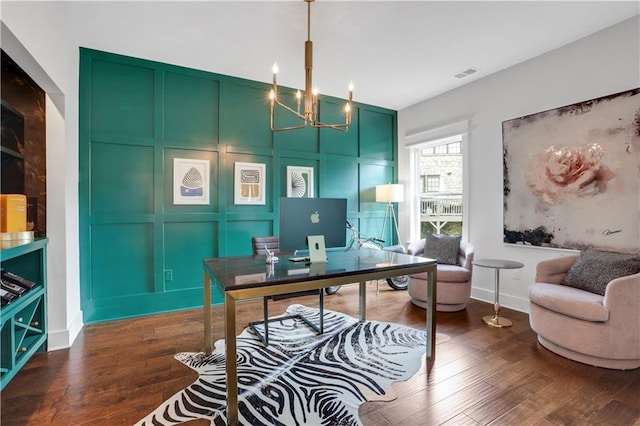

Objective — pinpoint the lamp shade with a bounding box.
[375,184,404,203]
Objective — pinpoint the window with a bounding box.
[448,142,461,154]
[426,175,440,192]
[434,145,447,154]
[421,147,434,156]
[421,142,461,155]
[407,122,469,240]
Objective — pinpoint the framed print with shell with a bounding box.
[234,162,266,205]
[286,166,314,198]
[502,88,639,253]
[173,158,210,205]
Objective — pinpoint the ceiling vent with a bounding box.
[453,67,478,79]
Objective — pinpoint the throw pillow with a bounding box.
[560,249,640,295]
[424,234,461,265]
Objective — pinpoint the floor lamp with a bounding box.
[375,183,404,245]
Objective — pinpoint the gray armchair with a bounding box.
[407,239,474,312]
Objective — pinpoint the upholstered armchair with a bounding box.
[407,237,474,312]
[529,252,640,370]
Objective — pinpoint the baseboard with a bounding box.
[47,311,84,351]
[470,287,529,314]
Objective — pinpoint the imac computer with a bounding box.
[278,197,347,255]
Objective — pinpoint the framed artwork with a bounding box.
[234,162,266,205]
[502,88,639,253]
[173,158,210,205]
[286,166,314,198]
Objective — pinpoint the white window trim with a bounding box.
[404,120,469,242]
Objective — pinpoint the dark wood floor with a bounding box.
[2,283,639,425]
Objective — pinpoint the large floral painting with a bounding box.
[502,88,640,253]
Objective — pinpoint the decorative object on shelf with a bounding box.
[286,166,314,198]
[234,162,266,205]
[269,0,353,132]
[502,88,640,252]
[0,194,27,233]
[375,183,404,244]
[0,231,34,250]
[173,158,210,205]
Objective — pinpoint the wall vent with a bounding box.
[453,67,478,79]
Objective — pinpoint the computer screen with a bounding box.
[278,197,347,253]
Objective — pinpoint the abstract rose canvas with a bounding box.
[502,88,640,253]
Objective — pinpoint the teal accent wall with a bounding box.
[79,48,399,323]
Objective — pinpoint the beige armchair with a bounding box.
[407,239,474,312]
[529,255,640,370]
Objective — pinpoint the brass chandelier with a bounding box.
[269,0,353,132]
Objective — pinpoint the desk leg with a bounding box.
[426,267,436,366]
[225,293,239,425]
[204,271,213,355]
[483,268,512,328]
[359,281,366,321]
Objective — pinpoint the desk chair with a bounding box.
[249,236,324,345]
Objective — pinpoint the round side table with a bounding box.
[473,259,524,328]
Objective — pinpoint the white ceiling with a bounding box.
[66,1,639,110]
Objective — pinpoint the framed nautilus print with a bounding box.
[173,158,210,205]
[286,166,314,198]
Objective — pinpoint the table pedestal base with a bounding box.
[482,315,512,328]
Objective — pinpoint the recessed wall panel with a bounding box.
[164,72,219,148]
[91,59,154,138]
[360,109,395,161]
[90,143,154,214]
[224,83,272,148]
[323,158,359,212]
[227,220,274,256]
[164,222,217,290]
[90,223,154,299]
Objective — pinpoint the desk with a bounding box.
[473,258,524,328]
[203,248,437,425]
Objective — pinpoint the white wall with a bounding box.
[398,16,640,312]
[1,3,82,349]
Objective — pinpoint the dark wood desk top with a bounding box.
[204,248,436,292]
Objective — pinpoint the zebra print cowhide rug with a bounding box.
[137,304,446,425]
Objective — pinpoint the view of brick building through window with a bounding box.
[419,139,463,236]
